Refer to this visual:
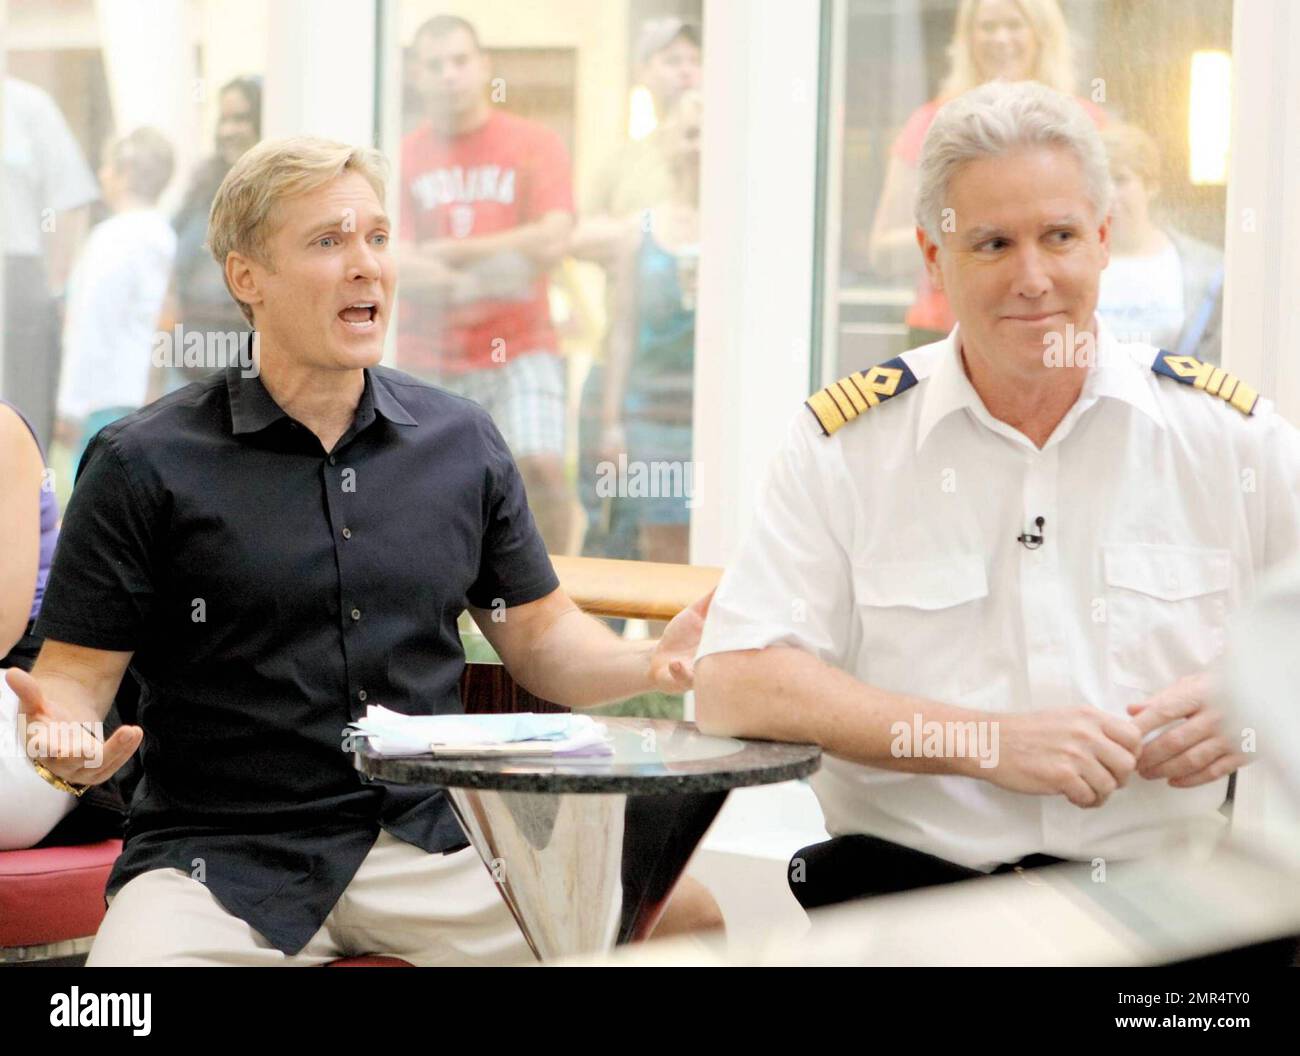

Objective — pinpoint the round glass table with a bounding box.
[354,716,820,960]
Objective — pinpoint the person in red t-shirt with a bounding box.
[397,18,724,941]
[399,15,575,551]
[866,0,1105,346]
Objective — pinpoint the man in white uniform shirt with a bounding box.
[694,81,1300,909]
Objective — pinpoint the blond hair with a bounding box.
[939,0,1077,99]
[208,136,389,326]
[1099,122,1161,188]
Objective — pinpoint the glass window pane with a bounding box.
[2,0,268,509]
[819,0,1233,381]
[389,3,703,717]
[389,2,703,574]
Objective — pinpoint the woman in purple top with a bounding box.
[2,400,134,849]
[1,398,76,849]
[0,398,57,670]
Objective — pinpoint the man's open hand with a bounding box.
[5,667,140,787]
[1128,672,1251,788]
[649,588,715,694]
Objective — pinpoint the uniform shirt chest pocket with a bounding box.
[1102,543,1231,693]
[852,555,989,697]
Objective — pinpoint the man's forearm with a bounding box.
[30,643,126,724]
[695,646,986,776]
[513,604,655,709]
[436,214,571,270]
[568,214,634,265]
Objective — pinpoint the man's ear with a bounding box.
[1096,212,1111,270]
[225,251,263,319]
[917,226,944,292]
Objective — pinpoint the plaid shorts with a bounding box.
[433,351,566,459]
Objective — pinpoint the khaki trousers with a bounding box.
[86,830,533,967]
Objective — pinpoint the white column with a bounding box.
[691,0,822,568]
[262,0,377,146]
[688,0,829,865]
[1219,0,1300,842]
[1222,0,1300,424]
[93,0,198,217]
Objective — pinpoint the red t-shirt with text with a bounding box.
[399,109,574,374]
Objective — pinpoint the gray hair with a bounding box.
[914,80,1112,243]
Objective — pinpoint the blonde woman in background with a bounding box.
[594,88,702,571]
[868,0,1106,345]
[1097,122,1224,364]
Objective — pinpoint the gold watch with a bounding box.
[30,758,90,797]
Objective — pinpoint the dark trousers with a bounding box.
[788,834,1065,911]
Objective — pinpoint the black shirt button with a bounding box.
[358,689,368,702]
[342,527,352,539]
[328,455,337,465]
[351,608,361,621]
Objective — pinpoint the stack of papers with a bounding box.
[350,706,613,759]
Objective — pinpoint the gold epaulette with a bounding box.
[1152,351,1259,415]
[804,356,919,436]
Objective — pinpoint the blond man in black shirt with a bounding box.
[8,136,715,965]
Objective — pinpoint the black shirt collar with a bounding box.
[226,362,418,437]
[369,370,419,428]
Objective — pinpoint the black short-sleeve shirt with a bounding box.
[34,360,558,954]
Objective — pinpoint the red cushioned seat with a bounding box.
[0,839,122,948]
[325,955,413,967]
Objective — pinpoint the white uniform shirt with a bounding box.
[697,322,1300,871]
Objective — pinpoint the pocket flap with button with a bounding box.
[1103,543,1230,602]
[854,555,989,610]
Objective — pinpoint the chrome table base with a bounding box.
[448,787,728,960]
